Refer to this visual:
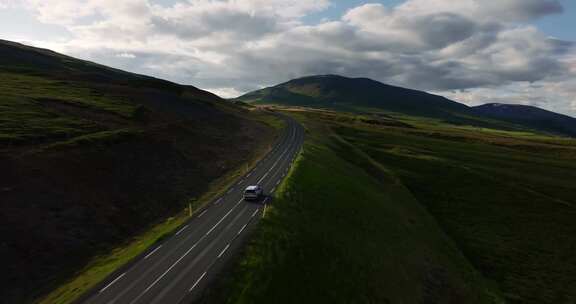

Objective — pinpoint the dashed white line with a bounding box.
[175,225,188,236]
[197,210,208,218]
[189,272,207,292]
[144,245,162,259]
[133,242,199,302]
[227,188,234,194]
[250,209,259,218]
[271,187,276,193]
[257,129,296,184]
[237,224,248,236]
[205,198,244,236]
[217,244,231,259]
[214,198,222,205]
[99,272,126,293]
[257,172,269,184]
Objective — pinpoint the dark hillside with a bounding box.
[0,40,275,303]
[236,75,576,137]
[235,75,471,118]
[473,103,576,137]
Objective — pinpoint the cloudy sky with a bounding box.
[1,0,576,116]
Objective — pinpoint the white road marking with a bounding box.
[214,198,222,205]
[99,272,126,293]
[189,272,207,291]
[257,171,269,184]
[110,124,301,303]
[237,224,247,236]
[257,147,290,183]
[197,210,208,218]
[217,244,231,259]
[257,127,296,184]
[205,198,244,236]
[227,188,234,194]
[132,199,244,303]
[175,225,188,236]
[134,243,199,303]
[271,187,276,193]
[144,245,162,259]
[250,209,259,218]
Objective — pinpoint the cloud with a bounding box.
[13,0,576,116]
[116,52,136,59]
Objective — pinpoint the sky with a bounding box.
[1,0,575,116]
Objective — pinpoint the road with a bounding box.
[78,113,304,304]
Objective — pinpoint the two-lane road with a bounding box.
[79,114,304,304]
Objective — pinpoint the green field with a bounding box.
[0,72,139,146]
[211,109,576,304]
[208,110,503,304]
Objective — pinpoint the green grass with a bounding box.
[29,128,142,153]
[335,123,576,303]
[211,109,576,304]
[0,73,137,116]
[0,72,138,145]
[212,111,501,304]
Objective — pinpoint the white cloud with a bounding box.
[10,0,576,116]
[116,52,136,59]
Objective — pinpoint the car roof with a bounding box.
[245,185,260,190]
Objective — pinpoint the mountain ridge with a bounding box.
[473,103,576,137]
[235,74,576,137]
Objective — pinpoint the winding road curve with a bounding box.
[78,113,304,304]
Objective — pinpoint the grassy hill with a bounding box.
[0,40,278,303]
[473,103,576,137]
[235,75,576,137]
[235,75,471,118]
[206,109,576,304]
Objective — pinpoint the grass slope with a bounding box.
[210,108,576,304]
[206,111,502,304]
[0,40,279,303]
[336,124,576,303]
[235,75,576,138]
[234,75,477,123]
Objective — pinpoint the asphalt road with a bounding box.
[79,113,304,304]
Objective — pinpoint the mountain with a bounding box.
[473,103,576,137]
[235,74,472,119]
[236,74,576,137]
[0,40,275,303]
[0,39,219,100]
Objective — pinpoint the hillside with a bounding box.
[206,109,576,304]
[0,40,276,303]
[235,75,471,118]
[473,103,576,137]
[235,75,576,137]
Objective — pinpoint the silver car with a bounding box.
[243,185,263,201]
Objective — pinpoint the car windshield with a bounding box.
[245,190,256,194]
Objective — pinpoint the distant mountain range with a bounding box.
[235,74,576,137]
